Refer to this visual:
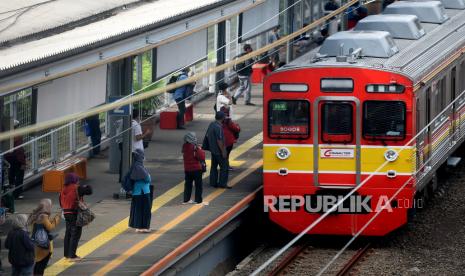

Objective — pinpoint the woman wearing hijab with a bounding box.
[5,214,34,275]
[59,173,92,261]
[182,132,207,205]
[27,199,60,275]
[129,149,152,233]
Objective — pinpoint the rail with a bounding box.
[141,186,262,276]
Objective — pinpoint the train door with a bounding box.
[416,89,429,180]
[313,97,361,187]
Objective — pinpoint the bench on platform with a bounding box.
[42,157,87,192]
[160,102,193,129]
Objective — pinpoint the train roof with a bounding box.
[284,6,465,85]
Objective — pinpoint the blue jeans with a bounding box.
[12,264,33,276]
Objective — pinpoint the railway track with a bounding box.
[267,242,372,276]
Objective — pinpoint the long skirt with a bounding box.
[129,193,151,229]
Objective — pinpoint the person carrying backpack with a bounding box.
[5,214,34,276]
[173,68,194,129]
[27,199,60,275]
[129,149,152,233]
[232,44,255,106]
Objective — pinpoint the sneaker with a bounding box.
[69,256,82,262]
[17,195,24,200]
[182,200,195,205]
[195,202,209,206]
[177,126,186,130]
[232,97,237,105]
[245,102,256,106]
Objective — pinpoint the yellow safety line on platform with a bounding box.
[93,159,263,275]
[45,132,262,276]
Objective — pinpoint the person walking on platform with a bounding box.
[132,109,150,157]
[182,132,207,205]
[232,44,255,106]
[222,108,240,171]
[5,214,34,276]
[203,111,231,189]
[27,199,60,275]
[59,173,92,261]
[129,149,152,233]
[4,120,26,200]
[85,114,103,158]
[268,25,281,64]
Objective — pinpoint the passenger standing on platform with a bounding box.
[85,114,103,158]
[216,82,232,117]
[221,109,240,171]
[268,25,281,63]
[27,199,60,275]
[59,173,91,261]
[129,149,152,233]
[182,132,207,205]
[232,44,255,106]
[5,214,34,276]
[174,68,191,130]
[132,109,150,157]
[4,120,26,200]
[203,111,231,189]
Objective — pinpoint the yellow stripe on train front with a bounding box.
[263,145,415,174]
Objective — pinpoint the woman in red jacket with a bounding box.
[59,173,92,261]
[182,132,207,205]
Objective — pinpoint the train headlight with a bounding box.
[384,149,398,162]
[276,147,291,160]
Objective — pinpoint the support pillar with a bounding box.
[107,58,133,182]
[216,21,226,88]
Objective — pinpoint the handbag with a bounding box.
[76,201,95,227]
[194,146,207,173]
[75,189,95,227]
[32,224,50,249]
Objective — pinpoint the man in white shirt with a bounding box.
[216,83,233,119]
[132,109,150,155]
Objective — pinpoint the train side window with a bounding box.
[268,100,310,139]
[321,102,353,143]
[363,101,406,140]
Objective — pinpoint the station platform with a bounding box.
[0,86,264,275]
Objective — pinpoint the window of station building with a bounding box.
[363,101,406,140]
[268,100,310,139]
[321,102,353,143]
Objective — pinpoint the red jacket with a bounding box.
[223,119,240,147]
[59,184,79,214]
[182,143,206,172]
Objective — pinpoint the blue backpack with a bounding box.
[32,224,49,249]
[122,168,135,192]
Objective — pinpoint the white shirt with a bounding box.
[216,93,230,111]
[132,120,144,152]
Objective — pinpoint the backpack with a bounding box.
[32,224,49,249]
[122,169,135,192]
[167,75,178,94]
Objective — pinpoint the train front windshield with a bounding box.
[268,100,310,139]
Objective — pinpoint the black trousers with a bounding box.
[64,214,82,258]
[184,170,203,203]
[210,154,229,187]
[8,161,24,199]
[176,100,186,128]
[90,133,101,155]
[34,253,51,275]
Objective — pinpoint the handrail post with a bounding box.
[51,130,58,163]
